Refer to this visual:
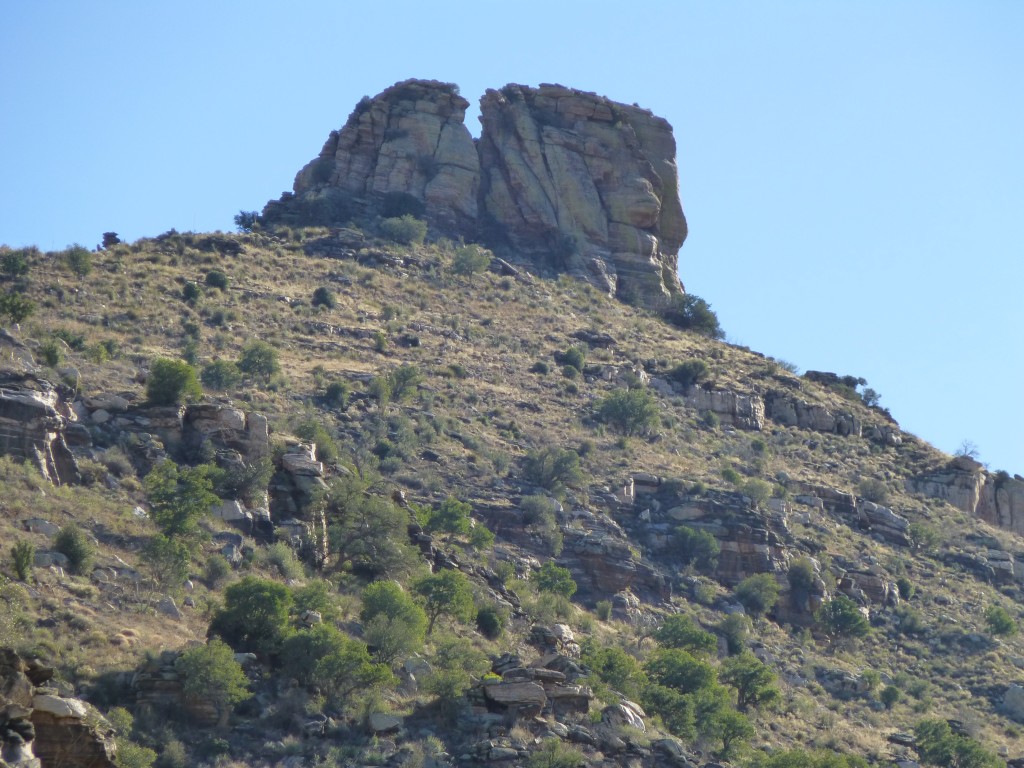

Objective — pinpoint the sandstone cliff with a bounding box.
[264,79,687,308]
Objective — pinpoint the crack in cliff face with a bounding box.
[264,78,687,311]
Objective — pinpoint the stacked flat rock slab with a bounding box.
[0,374,79,485]
[478,83,686,308]
[289,79,480,237]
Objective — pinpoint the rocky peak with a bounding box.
[264,79,688,310]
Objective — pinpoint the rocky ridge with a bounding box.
[264,79,686,308]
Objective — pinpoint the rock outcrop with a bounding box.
[909,456,1024,536]
[478,84,686,307]
[0,374,79,484]
[264,79,688,309]
[0,648,116,768]
[272,80,480,237]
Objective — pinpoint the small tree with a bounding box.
[717,614,751,655]
[0,292,35,324]
[414,569,476,634]
[380,214,427,245]
[205,270,229,290]
[236,340,280,380]
[663,293,724,339]
[360,581,428,663]
[645,648,716,695]
[63,244,93,277]
[11,541,34,581]
[653,614,718,655]
[144,460,219,541]
[530,561,577,598]
[815,595,869,646]
[209,576,293,657]
[281,624,393,703]
[522,447,584,494]
[734,573,780,618]
[719,651,780,712]
[147,358,202,405]
[145,535,191,587]
[596,388,660,436]
[176,639,249,727]
[451,244,490,277]
[234,211,259,232]
[311,286,336,308]
[201,360,242,391]
[667,359,710,388]
[423,496,472,537]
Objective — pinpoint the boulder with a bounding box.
[482,681,547,709]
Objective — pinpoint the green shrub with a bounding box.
[653,614,717,655]
[717,613,751,655]
[914,718,1001,768]
[526,740,585,768]
[176,638,250,726]
[208,576,293,657]
[234,211,258,232]
[468,523,495,550]
[896,576,915,600]
[261,542,303,580]
[663,293,724,339]
[596,388,659,436]
[39,340,64,367]
[476,604,507,639]
[204,555,232,589]
[554,346,585,372]
[144,460,219,541]
[522,446,584,494]
[668,359,710,388]
[530,361,550,375]
[674,526,720,571]
[324,381,350,408]
[204,270,229,290]
[740,478,773,509]
[857,477,889,504]
[451,244,491,276]
[63,244,93,277]
[414,569,476,634]
[1,248,34,279]
[985,604,1017,636]
[814,595,869,644]
[283,625,393,705]
[880,685,901,709]
[733,573,780,618]
[595,600,612,621]
[293,417,339,463]
[530,561,577,598]
[201,360,241,391]
[236,340,280,380]
[311,286,336,308]
[54,525,94,575]
[421,497,472,537]
[380,214,427,245]
[11,541,34,581]
[0,292,35,324]
[147,358,202,405]
[719,651,780,712]
[145,534,192,587]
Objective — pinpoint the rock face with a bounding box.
[909,456,1024,536]
[0,648,116,768]
[282,80,480,237]
[0,374,79,484]
[265,79,688,310]
[477,84,686,307]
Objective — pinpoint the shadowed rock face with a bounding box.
[265,79,688,310]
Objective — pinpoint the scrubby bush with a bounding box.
[526,740,585,768]
[531,561,577,598]
[740,478,773,509]
[717,613,751,655]
[653,614,717,655]
[201,360,241,391]
[204,555,232,589]
[914,718,1001,768]
[236,340,280,380]
[1,247,34,279]
[62,244,92,277]
[293,416,339,463]
[281,624,393,704]
[205,270,229,290]
[146,535,191,587]
[719,651,780,712]
[668,359,710,388]
[0,292,35,324]
[147,358,202,405]
[734,573,780,618]
[985,605,1017,636]
[234,211,258,232]
[451,244,490,276]
[324,381,350,408]
[422,496,472,537]
[896,576,915,600]
[663,293,724,339]
[554,346,585,372]
[380,214,427,245]
[522,446,583,494]
[311,286,336,308]
[39,339,63,367]
[476,604,507,639]
[208,576,293,657]
[261,542,303,580]
[11,541,34,581]
[674,526,720,571]
[880,685,901,709]
[360,580,428,661]
[814,595,869,645]
[182,282,201,303]
[858,477,889,504]
[596,388,659,436]
[54,525,94,575]
[144,460,219,542]
[176,638,249,726]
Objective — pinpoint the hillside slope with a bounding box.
[1,228,1023,768]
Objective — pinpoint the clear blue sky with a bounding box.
[2,2,1022,475]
